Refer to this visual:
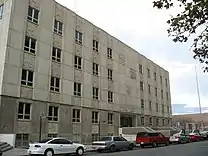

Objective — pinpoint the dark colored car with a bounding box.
[0,148,2,156]
[136,132,169,148]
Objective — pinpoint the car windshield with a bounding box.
[100,137,112,141]
[38,139,51,143]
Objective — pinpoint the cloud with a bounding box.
[56,0,208,111]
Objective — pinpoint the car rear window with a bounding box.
[38,138,51,143]
[100,137,112,141]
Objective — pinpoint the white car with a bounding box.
[27,137,86,156]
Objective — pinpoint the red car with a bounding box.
[136,132,170,148]
[189,133,204,142]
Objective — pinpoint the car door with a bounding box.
[120,137,129,148]
[48,139,65,154]
[58,139,75,154]
[158,133,166,144]
[113,137,125,149]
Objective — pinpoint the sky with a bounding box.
[56,0,208,113]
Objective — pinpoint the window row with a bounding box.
[17,102,114,124]
[140,100,171,114]
[140,117,169,126]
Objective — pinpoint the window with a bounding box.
[140,81,144,91]
[54,20,63,35]
[52,47,61,62]
[160,76,162,84]
[154,72,156,80]
[108,69,113,80]
[156,103,159,112]
[141,117,145,126]
[48,134,58,138]
[147,68,150,78]
[50,77,60,92]
[108,91,113,103]
[93,40,99,52]
[92,134,99,142]
[155,87,157,96]
[75,30,83,44]
[93,87,99,100]
[17,102,31,120]
[21,69,33,87]
[141,99,144,109]
[0,4,4,20]
[24,36,36,54]
[139,64,143,74]
[162,119,165,126]
[167,106,170,114]
[108,113,113,124]
[148,84,151,94]
[166,92,168,100]
[15,134,29,148]
[156,118,159,126]
[74,82,81,96]
[74,56,82,70]
[92,111,99,123]
[27,6,39,24]
[107,48,112,59]
[161,90,163,99]
[48,106,59,121]
[72,109,81,123]
[93,63,99,76]
[162,104,164,113]
[165,78,168,86]
[149,117,152,126]
[149,101,152,111]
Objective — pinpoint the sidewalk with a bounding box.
[3,145,95,156]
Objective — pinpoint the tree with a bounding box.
[153,0,208,71]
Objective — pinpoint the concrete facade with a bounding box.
[0,0,172,146]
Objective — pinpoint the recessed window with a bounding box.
[48,106,59,121]
[17,102,31,120]
[161,90,163,99]
[108,91,113,103]
[93,63,99,76]
[140,81,144,91]
[162,104,165,113]
[155,87,157,96]
[74,82,81,96]
[166,92,168,100]
[92,111,99,123]
[149,101,152,111]
[156,118,159,126]
[160,76,162,84]
[48,134,58,138]
[149,117,152,126]
[93,87,99,100]
[27,6,39,24]
[50,77,60,92]
[107,48,112,59]
[0,4,4,20]
[165,78,168,86]
[93,40,99,52]
[92,133,99,142]
[54,20,63,35]
[108,69,113,80]
[148,84,151,94]
[167,106,170,114]
[156,103,159,112]
[24,36,36,54]
[52,47,61,62]
[108,113,113,124]
[74,56,82,70]
[147,68,150,78]
[75,30,83,44]
[154,72,156,80]
[72,109,81,123]
[21,69,33,87]
[141,117,145,126]
[141,99,144,109]
[139,64,143,74]
[162,119,165,126]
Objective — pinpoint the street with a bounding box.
[88,141,208,156]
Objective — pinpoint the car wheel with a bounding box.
[152,142,157,148]
[76,147,84,156]
[128,143,134,150]
[44,149,54,156]
[140,144,144,148]
[109,145,116,152]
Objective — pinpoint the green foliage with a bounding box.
[153,0,208,72]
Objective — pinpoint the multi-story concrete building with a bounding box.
[0,0,171,147]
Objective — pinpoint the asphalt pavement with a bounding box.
[88,141,208,156]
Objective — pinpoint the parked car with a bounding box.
[188,133,204,142]
[27,137,86,156]
[169,133,190,144]
[0,147,2,156]
[92,136,134,152]
[199,131,208,140]
[136,132,169,148]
